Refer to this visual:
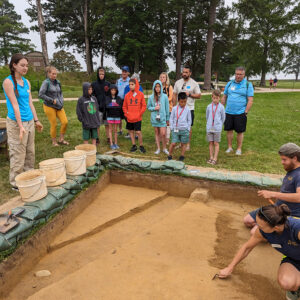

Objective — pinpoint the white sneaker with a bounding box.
[154,149,160,155]
[236,149,242,155]
[225,148,233,153]
[163,149,169,155]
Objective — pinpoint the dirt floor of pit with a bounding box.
[5,183,285,300]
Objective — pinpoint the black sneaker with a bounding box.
[139,145,146,153]
[130,145,137,152]
[118,131,123,136]
[167,155,172,160]
[135,135,138,140]
[96,138,100,144]
[124,133,131,139]
[179,155,185,161]
[11,186,18,192]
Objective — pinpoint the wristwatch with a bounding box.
[34,119,39,122]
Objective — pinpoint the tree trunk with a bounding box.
[134,55,139,73]
[175,10,183,80]
[84,0,93,74]
[36,0,49,67]
[100,34,105,67]
[260,42,268,86]
[204,0,218,90]
[158,9,165,74]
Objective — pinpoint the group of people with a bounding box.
[2,53,256,189]
[269,77,278,89]
[2,53,300,299]
[218,142,300,300]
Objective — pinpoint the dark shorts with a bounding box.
[281,257,300,271]
[191,110,195,127]
[224,113,247,133]
[126,121,142,131]
[249,208,259,221]
[83,128,98,140]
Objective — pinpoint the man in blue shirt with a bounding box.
[244,143,300,234]
[116,66,130,135]
[221,66,254,155]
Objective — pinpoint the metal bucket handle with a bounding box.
[46,167,66,183]
[67,157,85,174]
[21,178,45,201]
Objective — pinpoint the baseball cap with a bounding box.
[278,143,300,156]
[121,66,130,72]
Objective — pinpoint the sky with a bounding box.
[10,0,296,79]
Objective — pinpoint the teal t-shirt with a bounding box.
[3,75,33,122]
[224,78,254,115]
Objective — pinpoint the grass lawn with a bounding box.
[0,92,300,204]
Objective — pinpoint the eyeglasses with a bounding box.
[259,207,273,225]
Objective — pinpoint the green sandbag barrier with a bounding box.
[97,154,283,188]
[14,206,45,221]
[4,218,33,243]
[48,186,69,199]
[25,194,63,213]
[0,235,12,251]
[67,175,87,185]
[62,194,75,206]
[61,179,82,190]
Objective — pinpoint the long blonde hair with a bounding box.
[159,72,170,87]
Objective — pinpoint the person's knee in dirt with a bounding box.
[243,143,300,234]
[168,92,191,161]
[218,204,300,300]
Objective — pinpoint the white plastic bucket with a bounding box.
[63,150,87,175]
[75,144,97,167]
[39,158,67,186]
[15,169,48,202]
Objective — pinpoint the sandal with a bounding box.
[58,140,69,145]
[52,142,59,147]
[207,159,213,164]
[211,160,217,165]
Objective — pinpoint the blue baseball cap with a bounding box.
[121,66,130,72]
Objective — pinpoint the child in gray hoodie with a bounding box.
[76,83,101,145]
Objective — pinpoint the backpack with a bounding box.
[39,78,62,103]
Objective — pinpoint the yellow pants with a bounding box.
[43,105,68,138]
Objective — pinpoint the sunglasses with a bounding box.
[259,207,273,225]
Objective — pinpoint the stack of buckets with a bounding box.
[15,144,97,203]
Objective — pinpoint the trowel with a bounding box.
[0,208,25,234]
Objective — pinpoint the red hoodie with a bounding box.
[123,79,146,123]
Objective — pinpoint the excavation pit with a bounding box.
[1,170,284,300]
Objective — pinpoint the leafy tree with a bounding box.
[26,0,103,74]
[0,0,33,65]
[284,43,300,81]
[234,0,300,86]
[51,50,81,72]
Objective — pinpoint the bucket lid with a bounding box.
[63,150,86,159]
[75,144,96,152]
[15,169,44,183]
[39,158,65,168]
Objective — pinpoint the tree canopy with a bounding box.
[0,0,33,65]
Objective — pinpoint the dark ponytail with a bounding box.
[258,204,291,227]
[9,53,28,97]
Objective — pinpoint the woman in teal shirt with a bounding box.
[3,53,43,190]
[147,80,169,155]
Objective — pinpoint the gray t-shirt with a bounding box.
[173,78,201,110]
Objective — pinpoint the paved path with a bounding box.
[0,88,299,103]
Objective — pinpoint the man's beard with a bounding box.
[284,161,295,172]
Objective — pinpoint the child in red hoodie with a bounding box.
[123,78,146,153]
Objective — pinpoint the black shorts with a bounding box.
[126,121,142,131]
[191,110,195,127]
[224,113,247,133]
[281,257,300,271]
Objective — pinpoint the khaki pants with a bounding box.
[6,118,35,187]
